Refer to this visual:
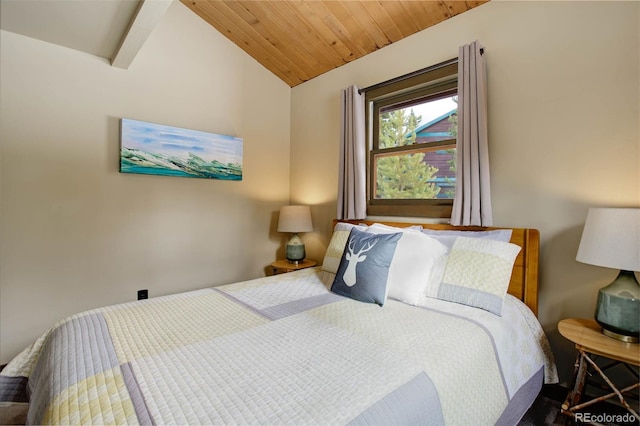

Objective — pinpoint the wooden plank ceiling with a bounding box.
[180,0,488,87]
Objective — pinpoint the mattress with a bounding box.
[0,267,557,425]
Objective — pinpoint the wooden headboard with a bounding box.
[335,220,540,316]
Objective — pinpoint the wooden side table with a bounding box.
[558,318,640,422]
[271,259,316,275]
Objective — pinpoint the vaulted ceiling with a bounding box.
[181,1,488,87]
[0,0,488,87]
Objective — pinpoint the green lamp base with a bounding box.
[285,233,306,264]
[595,270,640,343]
[601,328,638,343]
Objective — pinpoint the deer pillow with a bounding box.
[330,227,402,306]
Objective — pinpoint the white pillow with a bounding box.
[321,222,367,274]
[366,224,447,305]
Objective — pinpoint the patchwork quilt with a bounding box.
[0,267,557,425]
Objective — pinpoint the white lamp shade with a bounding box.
[576,208,640,271]
[277,205,313,233]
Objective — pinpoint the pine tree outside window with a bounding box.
[365,62,457,218]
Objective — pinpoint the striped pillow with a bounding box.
[321,222,367,274]
[425,236,521,316]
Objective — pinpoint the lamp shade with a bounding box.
[576,208,640,271]
[277,206,313,233]
[576,207,640,342]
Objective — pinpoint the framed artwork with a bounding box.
[120,118,243,180]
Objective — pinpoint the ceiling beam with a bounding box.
[111,0,172,69]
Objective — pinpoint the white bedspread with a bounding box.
[0,267,557,425]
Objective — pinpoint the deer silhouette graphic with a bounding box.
[342,238,378,287]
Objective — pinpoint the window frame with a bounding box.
[365,62,458,218]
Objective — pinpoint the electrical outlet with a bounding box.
[137,289,148,300]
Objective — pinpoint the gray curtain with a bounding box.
[337,85,366,220]
[451,41,493,226]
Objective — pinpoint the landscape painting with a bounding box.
[120,118,243,180]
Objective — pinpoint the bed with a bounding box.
[0,220,557,425]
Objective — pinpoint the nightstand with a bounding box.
[271,259,317,275]
[558,318,640,422]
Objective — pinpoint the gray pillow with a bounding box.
[331,227,401,306]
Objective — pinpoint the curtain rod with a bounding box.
[358,48,483,95]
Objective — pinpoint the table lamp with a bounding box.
[277,205,313,264]
[576,207,640,342]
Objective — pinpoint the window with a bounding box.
[365,62,457,218]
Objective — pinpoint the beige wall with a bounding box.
[1,0,638,383]
[291,1,639,382]
[0,1,291,363]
